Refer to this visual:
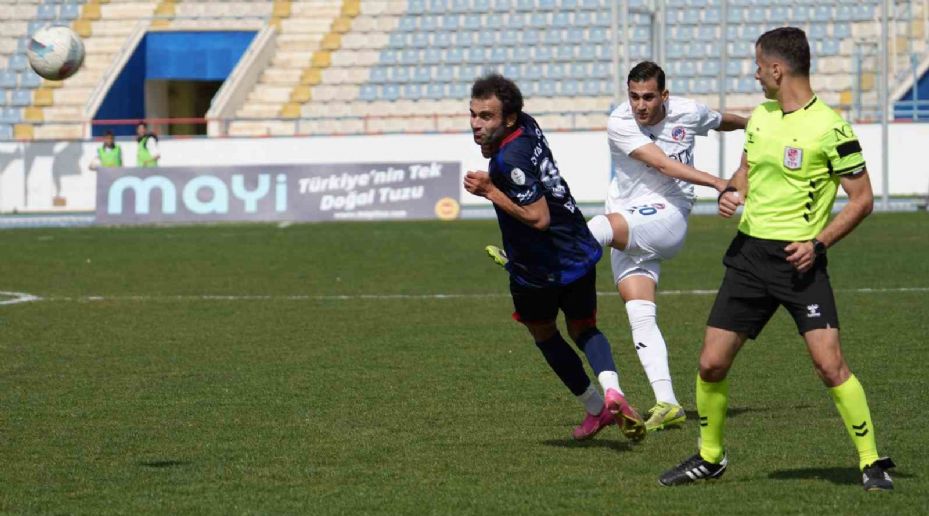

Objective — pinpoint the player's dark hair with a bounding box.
[471,73,524,118]
[104,130,113,137]
[627,61,666,91]
[137,122,147,129]
[756,27,810,77]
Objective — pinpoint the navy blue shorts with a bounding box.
[707,232,840,339]
[509,267,598,325]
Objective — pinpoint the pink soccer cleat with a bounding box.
[572,406,615,440]
[605,389,647,442]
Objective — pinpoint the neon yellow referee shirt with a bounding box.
[739,96,866,241]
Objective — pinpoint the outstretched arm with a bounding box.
[629,143,727,192]
[717,112,748,132]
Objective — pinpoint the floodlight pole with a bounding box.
[880,0,890,210]
[719,0,729,178]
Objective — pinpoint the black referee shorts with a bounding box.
[510,267,598,325]
[707,232,839,339]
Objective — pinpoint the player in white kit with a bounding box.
[584,61,748,431]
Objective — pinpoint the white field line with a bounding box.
[1,287,928,305]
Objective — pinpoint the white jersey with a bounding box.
[606,96,721,208]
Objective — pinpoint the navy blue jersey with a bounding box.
[489,113,602,287]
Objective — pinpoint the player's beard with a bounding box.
[480,124,513,158]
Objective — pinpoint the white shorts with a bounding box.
[607,194,691,286]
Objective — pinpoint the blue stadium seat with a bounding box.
[413,67,431,83]
[478,31,495,46]
[397,17,416,32]
[379,49,400,64]
[703,8,720,23]
[545,29,563,45]
[529,12,548,27]
[556,44,576,60]
[582,80,600,96]
[440,14,459,30]
[37,4,57,20]
[738,77,756,93]
[578,44,596,61]
[389,66,411,82]
[679,61,696,76]
[388,32,405,48]
[633,26,650,42]
[667,42,686,59]
[534,46,552,61]
[382,84,400,101]
[19,71,41,89]
[492,0,512,9]
[808,24,827,41]
[435,66,455,82]
[819,39,840,56]
[1,107,21,124]
[769,6,788,23]
[463,14,481,29]
[28,21,46,35]
[835,6,853,22]
[538,0,556,10]
[400,49,420,65]
[489,47,508,63]
[433,32,451,48]
[726,24,740,40]
[485,14,504,29]
[402,83,422,99]
[813,5,832,22]
[449,82,469,98]
[580,0,600,10]
[561,0,578,9]
[726,59,742,76]
[9,54,28,73]
[0,71,16,89]
[516,0,535,11]
[552,12,570,27]
[428,0,448,11]
[702,60,720,77]
[0,123,12,141]
[11,90,30,107]
[570,62,589,76]
[423,47,442,64]
[854,5,874,21]
[697,26,717,41]
[408,0,426,13]
[522,29,540,45]
[421,15,439,31]
[588,27,607,43]
[538,81,557,97]
[450,0,469,13]
[359,84,378,101]
[369,67,387,83]
[473,0,490,10]
[595,44,610,61]
[548,63,566,79]
[561,80,580,97]
[727,7,743,23]
[465,47,485,64]
[444,46,464,64]
[524,64,543,80]
[565,27,584,45]
[592,62,610,79]
[833,23,851,40]
[60,3,81,20]
[574,10,592,27]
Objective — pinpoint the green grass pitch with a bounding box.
[1,213,927,513]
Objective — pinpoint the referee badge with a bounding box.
[783,146,803,170]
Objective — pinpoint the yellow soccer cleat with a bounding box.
[484,245,508,267]
[645,401,687,432]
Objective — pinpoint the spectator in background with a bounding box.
[89,130,123,171]
[136,122,160,167]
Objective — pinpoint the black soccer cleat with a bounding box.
[862,457,896,492]
[659,452,728,486]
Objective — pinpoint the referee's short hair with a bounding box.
[627,61,666,91]
[756,27,811,77]
[472,73,524,119]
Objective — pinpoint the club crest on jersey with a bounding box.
[510,167,526,185]
[671,126,686,141]
[784,147,803,169]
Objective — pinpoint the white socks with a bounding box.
[577,384,604,415]
[587,214,614,247]
[597,371,622,396]
[626,299,679,406]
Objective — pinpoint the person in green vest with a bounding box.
[89,131,123,171]
[136,122,160,167]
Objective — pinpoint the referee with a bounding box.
[660,27,895,491]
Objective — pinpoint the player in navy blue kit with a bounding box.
[464,74,646,442]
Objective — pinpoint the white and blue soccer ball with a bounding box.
[27,25,85,81]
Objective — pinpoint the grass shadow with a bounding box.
[139,459,191,468]
[768,466,915,486]
[684,406,763,420]
[541,439,635,453]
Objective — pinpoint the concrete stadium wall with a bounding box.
[1,123,928,213]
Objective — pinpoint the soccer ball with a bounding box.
[26,25,85,81]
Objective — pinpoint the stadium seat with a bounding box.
[433,32,452,47]
[423,47,442,64]
[36,3,56,20]
[8,54,27,72]
[556,44,576,60]
[60,3,80,20]
[0,107,21,124]
[0,123,11,141]
[535,46,552,61]
[383,84,400,101]
[561,79,580,96]
[369,67,387,83]
[516,0,535,11]
[359,84,378,102]
[10,89,30,107]
[0,71,16,89]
